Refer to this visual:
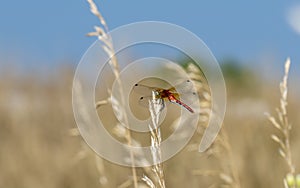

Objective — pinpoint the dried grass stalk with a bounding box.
[86,0,138,187]
[142,175,156,188]
[147,91,166,188]
[266,58,296,187]
[186,62,241,188]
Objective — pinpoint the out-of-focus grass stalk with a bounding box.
[86,0,138,187]
[187,62,241,188]
[266,58,299,188]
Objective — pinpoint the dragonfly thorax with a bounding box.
[155,89,173,99]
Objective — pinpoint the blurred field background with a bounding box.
[1,1,300,188]
[0,59,299,188]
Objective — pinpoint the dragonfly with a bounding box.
[133,80,197,113]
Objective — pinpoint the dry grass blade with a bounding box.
[142,175,156,188]
[95,156,108,186]
[266,57,296,187]
[87,0,108,32]
[86,0,118,72]
[186,62,241,188]
[117,179,132,188]
[265,113,282,130]
[148,91,166,188]
[85,0,138,187]
[95,99,109,109]
[271,134,285,149]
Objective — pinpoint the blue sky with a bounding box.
[0,1,300,71]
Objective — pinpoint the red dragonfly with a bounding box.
[133,80,196,113]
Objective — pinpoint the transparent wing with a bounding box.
[168,80,197,95]
[132,83,164,109]
[133,80,195,95]
[138,96,166,113]
[133,83,159,96]
[137,96,152,107]
[172,80,198,100]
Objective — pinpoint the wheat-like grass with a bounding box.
[85,0,140,187]
[145,91,166,188]
[186,62,241,188]
[85,1,169,187]
[266,58,299,188]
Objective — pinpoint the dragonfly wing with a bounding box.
[133,83,157,95]
[138,96,152,107]
[139,96,166,112]
[174,80,199,109]
[169,80,197,95]
[134,80,196,96]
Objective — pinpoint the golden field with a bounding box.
[0,61,299,188]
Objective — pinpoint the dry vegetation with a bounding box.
[1,57,299,188]
[1,1,300,188]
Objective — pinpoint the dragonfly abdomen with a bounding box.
[168,95,194,113]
